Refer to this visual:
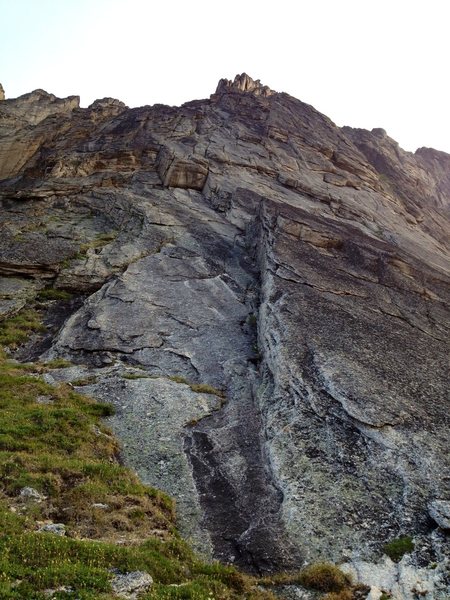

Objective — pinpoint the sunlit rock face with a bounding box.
[1,73,449,596]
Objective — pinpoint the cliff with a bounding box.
[0,74,449,599]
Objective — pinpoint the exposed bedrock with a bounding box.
[1,74,449,595]
[46,189,298,572]
[254,199,449,561]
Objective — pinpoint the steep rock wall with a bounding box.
[0,75,449,596]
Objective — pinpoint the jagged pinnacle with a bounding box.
[214,73,274,97]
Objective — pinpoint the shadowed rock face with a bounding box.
[0,75,449,593]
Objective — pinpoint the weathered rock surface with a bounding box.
[110,570,153,599]
[342,549,449,600]
[19,487,46,502]
[215,73,275,97]
[1,74,449,596]
[429,500,450,530]
[38,523,66,536]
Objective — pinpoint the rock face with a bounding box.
[429,501,450,530]
[1,74,449,596]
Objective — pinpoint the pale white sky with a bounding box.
[1,0,449,153]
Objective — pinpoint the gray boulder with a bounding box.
[110,571,153,599]
[38,523,66,536]
[19,487,45,502]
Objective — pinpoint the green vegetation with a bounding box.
[0,309,45,349]
[247,313,257,327]
[168,375,189,385]
[189,383,225,397]
[71,376,98,386]
[43,358,73,369]
[66,231,120,263]
[0,528,270,599]
[322,591,354,600]
[37,288,73,302]
[251,343,261,361]
[122,373,154,380]
[78,231,118,254]
[259,562,352,594]
[168,376,225,398]
[0,354,276,599]
[298,563,352,592]
[383,536,414,562]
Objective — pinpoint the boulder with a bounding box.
[19,487,45,502]
[38,523,66,536]
[110,571,153,599]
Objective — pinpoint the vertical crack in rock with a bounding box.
[184,367,302,573]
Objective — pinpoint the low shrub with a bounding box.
[189,383,225,397]
[43,358,73,369]
[122,373,153,380]
[258,562,352,594]
[323,590,354,600]
[168,376,225,398]
[168,375,189,384]
[298,562,351,592]
[383,536,414,562]
[37,288,72,301]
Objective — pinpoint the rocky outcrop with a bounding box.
[1,74,449,597]
[0,89,80,181]
[110,571,153,599]
[215,73,275,97]
[342,552,449,600]
[0,88,79,126]
[0,277,40,316]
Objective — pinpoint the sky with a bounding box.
[1,0,449,154]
